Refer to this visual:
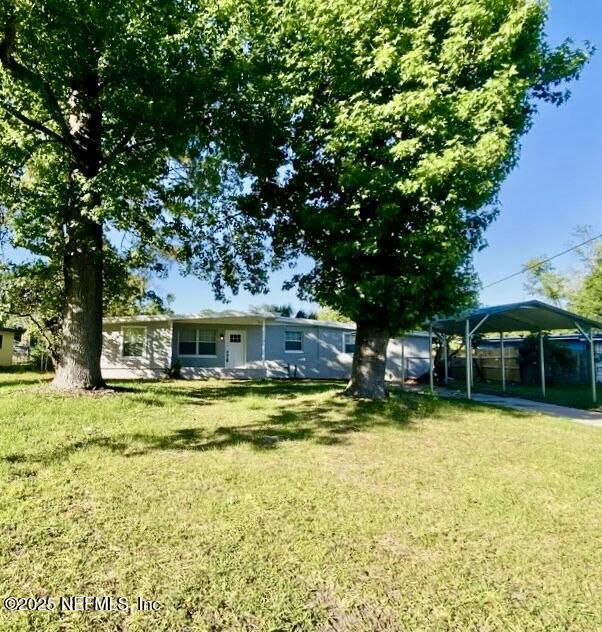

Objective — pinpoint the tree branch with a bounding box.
[0,16,72,148]
[0,100,66,144]
[10,311,58,359]
[101,125,137,166]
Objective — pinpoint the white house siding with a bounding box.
[101,321,172,379]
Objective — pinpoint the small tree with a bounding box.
[258,0,590,398]
[0,252,173,364]
[524,227,602,320]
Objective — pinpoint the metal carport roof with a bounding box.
[425,300,601,404]
[431,300,602,336]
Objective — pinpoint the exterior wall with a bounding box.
[101,321,172,379]
[397,334,431,381]
[101,318,431,381]
[0,331,14,367]
[173,323,262,369]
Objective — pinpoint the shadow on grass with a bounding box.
[1,387,470,469]
[2,380,532,473]
[105,379,345,408]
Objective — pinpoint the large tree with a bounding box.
[255,0,589,398]
[0,0,282,389]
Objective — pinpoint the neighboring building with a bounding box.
[0,328,16,367]
[101,310,431,381]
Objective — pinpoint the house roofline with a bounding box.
[102,310,430,337]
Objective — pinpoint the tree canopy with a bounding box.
[0,0,284,387]
[250,0,590,397]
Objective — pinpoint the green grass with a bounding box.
[1,373,601,631]
[457,380,601,411]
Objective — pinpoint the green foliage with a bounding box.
[523,227,602,319]
[294,309,318,320]
[255,0,590,334]
[316,307,353,324]
[0,251,173,359]
[165,359,183,379]
[0,0,284,305]
[518,334,577,386]
[571,262,602,320]
[523,257,571,306]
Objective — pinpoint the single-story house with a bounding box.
[101,310,431,381]
[0,327,16,367]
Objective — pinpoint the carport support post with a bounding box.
[500,331,506,392]
[575,323,597,405]
[443,335,449,384]
[429,323,434,394]
[401,340,406,387]
[465,319,471,400]
[261,319,266,377]
[539,331,546,398]
[590,328,597,405]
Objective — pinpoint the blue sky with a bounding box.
[159,0,602,314]
[3,2,599,316]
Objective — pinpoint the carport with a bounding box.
[428,300,602,404]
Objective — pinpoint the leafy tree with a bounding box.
[523,227,602,319]
[0,252,173,363]
[0,0,282,389]
[250,303,294,317]
[523,257,571,307]
[294,309,317,319]
[255,0,589,398]
[316,307,352,324]
[571,262,602,321]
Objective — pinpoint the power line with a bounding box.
[482,231,602,289]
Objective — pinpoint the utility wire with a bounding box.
[482,231,602,289]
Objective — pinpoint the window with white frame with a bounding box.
[343,332,356,354]
[285,330,303,352]
[178,329,197,355]
[122,327,146,357]
[178,329,217,356]
[198,330,217,356]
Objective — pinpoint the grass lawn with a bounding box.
[460,381,601,411]
[1,373,601,631]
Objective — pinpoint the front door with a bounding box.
[225,330,246,368]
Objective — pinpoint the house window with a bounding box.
[198,330,217,356]
[122,327,146,357]
[178,329,197,355]
[178,329,217,356]
[285,330,303,352]
[343,332,356,354]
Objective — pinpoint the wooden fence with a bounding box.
[449,347,520,383]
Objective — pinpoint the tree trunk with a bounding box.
[52,218,105,390]
[344,322,390,399]
[52,68,105,390]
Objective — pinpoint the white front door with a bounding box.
[225,330,246,368]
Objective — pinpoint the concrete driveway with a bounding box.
[436,388,602,428]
